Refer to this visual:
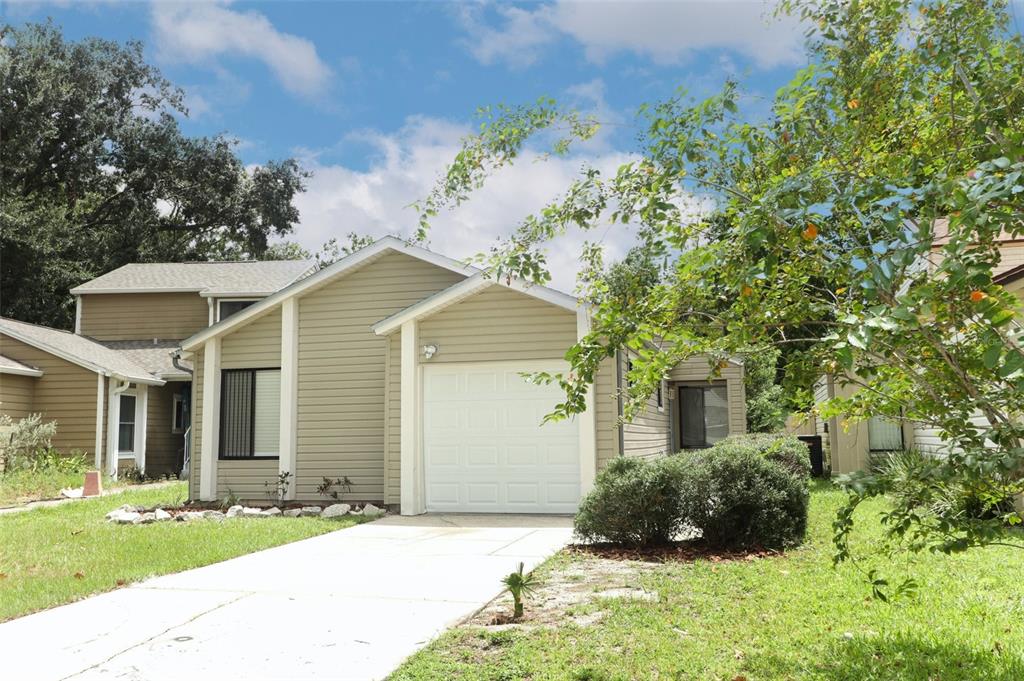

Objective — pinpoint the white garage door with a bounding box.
[423,361,580,514]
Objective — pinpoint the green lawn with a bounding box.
[0,482,363,622]
[392,482,1024,681]
[0,468,109,507]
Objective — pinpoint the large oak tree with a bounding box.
[1,22,308,329]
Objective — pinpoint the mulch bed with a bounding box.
[569,542,779,563]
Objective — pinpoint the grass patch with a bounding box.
[390,482,1024,680]
[0,468,100,507]
[0,482,364,622]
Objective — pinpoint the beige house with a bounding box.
[0,260,314,477]
[179,237,746,514]
[814,251,1024,475]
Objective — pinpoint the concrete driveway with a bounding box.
[0,514,572,681]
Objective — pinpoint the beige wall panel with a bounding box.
[0,373,37,420]
[296,252,465,501]
[79,292,209,341]
[0,335,99,455]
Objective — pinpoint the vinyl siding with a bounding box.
[667,357,747,446]
[79,292,209,341]
[0,373,37,420]
[384,286,581,504]
[221,309,281,369]
[145,383,184,478]
[813,377,833,472]
[0,335,99,455]
[620,352,673,460]
[417,286,578,363]
[594,356,619,471]
[995,242,1024,278]
[297,252,465,502]
[188,353,204,498]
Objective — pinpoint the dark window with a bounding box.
[118,394,136,453]
[679,385,729,448]
[656,383,663,410]
[220,369,280,459]
[218,300,257,322]
[172,393,189,433]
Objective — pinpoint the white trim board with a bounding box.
[181,237,478,352]
[0,365,44,378]
[372,272,580,336]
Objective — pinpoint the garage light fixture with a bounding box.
[421,344,438,359]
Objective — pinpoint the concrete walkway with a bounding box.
[0,514,572,681]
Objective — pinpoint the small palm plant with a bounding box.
[502,562,538,621]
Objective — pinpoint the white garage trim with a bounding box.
[400,320,425,515]
[421,359,582,514]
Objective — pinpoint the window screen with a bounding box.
[118,394,136,453]
[868,416,903,451]
[220,369,281,458]
[679,384,730,448]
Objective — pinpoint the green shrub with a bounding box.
[574,456,687,547]
[677,441,810,550]
[718,433,811,479]
[0,413,58,472]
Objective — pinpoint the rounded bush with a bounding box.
[574,456,687,547]
[719,433,812,479]
[678,443,810,550]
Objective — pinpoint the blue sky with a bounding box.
[6,1,816,288]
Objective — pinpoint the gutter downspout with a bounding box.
[171,349,193,376]
[615,350,625,457]
[106,378,131,478]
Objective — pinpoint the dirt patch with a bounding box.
[467,553,661,630]
[467,544,780,632]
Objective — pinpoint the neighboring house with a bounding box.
[177,237,747,514]
[816,232,1024,474]
[0,260,315,478]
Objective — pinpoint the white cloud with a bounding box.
[458,0,805,70]
[290,115,670,293]
[151,1,332,99]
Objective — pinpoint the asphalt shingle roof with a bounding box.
[70,260,317,296]
[101,340,191,379]
[0,318,160,384]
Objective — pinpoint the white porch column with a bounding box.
[200,338,221,501]
[94,374,105,470]
[400,320,424,515]
[75,296,82,334]
[135,384,149,473]
[577,308,597,495]
[207,298,215,326]
[105,379,129,477]
[279,298,299,499]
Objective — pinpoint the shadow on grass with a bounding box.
[749,631,1023,681]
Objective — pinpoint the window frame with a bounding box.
[117,391,138,459]
[171,392,188,434]
[218,367,281,461]
[217,298,260,323]
[677,382,730,449]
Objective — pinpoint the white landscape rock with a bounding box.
[202,510,226,520]
[178,511,205,522]
[283,508,302,518]
[299,506,322,517]
[133,512,157,525]
[61,487,84,499]
[154,509,172,522]
[241,507,265,518]
[321,503,351,518]
[106,504,144,520]
[262,507,282,517]
[108,510,141,524]
[225,505,244,518]
[361,503,384,518]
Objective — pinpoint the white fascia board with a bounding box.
[373,272,580,336]
[70,287,205,295]
[0,327,163,385]
[199,291,274,299]
[181,237,478,352]
[0,365,44,378]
